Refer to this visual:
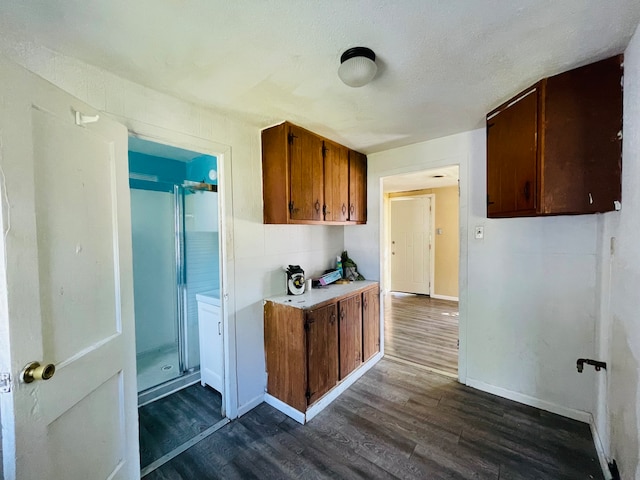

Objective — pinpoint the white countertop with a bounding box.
[265,281,378,309]
[196,289,221,307]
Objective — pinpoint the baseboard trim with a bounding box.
[305,352,383,422]
[264,351,383,424]
[264,394,305,424]
[589,416,613,480]
[236,393,264,418]
[465,378,591,423]
[431,294,459,302]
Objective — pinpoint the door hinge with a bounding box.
[0,372,11,393]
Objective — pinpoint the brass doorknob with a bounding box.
[21,361,55,383]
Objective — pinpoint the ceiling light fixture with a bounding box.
[338,47,377,87]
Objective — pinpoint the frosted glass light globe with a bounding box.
[338,47,377,88]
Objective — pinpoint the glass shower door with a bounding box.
[130,187,181,392]
[183,188,220,372]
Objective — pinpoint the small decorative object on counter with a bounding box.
[316,269,342,286]
[341,251,365,281]
[336,256,343,278]
[285,265,305,295]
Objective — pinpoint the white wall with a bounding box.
[0,40,345,414]
[346,128,601,420]
[595,23,640,479]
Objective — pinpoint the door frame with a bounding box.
[387,194,435,296]
[112,115,238,419]
[379,163,465,383]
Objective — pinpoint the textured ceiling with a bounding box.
[0,1,638,154]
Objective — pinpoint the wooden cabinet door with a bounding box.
[362,287,380,361]
[338,294,363,380]
[486,88,538,218]
[306,303,338,405]
[348,150,367,223]
[324,140,349,222]
[289,124,324,221]
[542,56,622,214]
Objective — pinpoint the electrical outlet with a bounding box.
[474,226,484,239]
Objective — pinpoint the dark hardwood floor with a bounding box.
[139,383,224,470]
[144,358,603,479]
[385,292,459,376]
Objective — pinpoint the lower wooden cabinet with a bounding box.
[338,294,362,379]
[306,303,339,405]
[363,287,380,361]
[264,283,380,414]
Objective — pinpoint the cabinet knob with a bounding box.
[342,204,347,216]
[315,200,320,212]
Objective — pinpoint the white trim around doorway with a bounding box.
[107,114,239,420]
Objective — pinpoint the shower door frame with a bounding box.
[174,184,188,375]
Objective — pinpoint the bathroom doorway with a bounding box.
[128,137,228,475]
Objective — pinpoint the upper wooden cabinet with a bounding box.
[323,139,350,222]
[486,55,623,218]
[262,121,367,225]
[348,150,367,223]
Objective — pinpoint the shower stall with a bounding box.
[128,138,220,403]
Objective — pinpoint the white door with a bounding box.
[0,57,139,479]
[390,196,432,295]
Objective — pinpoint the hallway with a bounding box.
[384,293,459,376]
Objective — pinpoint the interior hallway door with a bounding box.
[0,56,139,479]
[390,196,432,295]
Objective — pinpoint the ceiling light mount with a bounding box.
[338,46,377,88]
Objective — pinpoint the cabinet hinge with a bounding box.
[322,144,328,157]
[288,132,297,145]
[289,201,294,214]
[304,321,309,332]
[0,373,11,393]
[305,389,312,400]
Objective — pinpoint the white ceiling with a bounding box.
[383,166,459,193]
[0,1,638,155]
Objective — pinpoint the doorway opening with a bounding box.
[382,166,460,378]
[128,137,228,476]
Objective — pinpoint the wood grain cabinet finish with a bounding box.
[348,150,367,223]
[262,121,367,225]
[323,139,350,222]
[338,294,363,380]
[362,286,380,361]
[486,55,623,218]
[306,303,339,405]
[264,283,379,412]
